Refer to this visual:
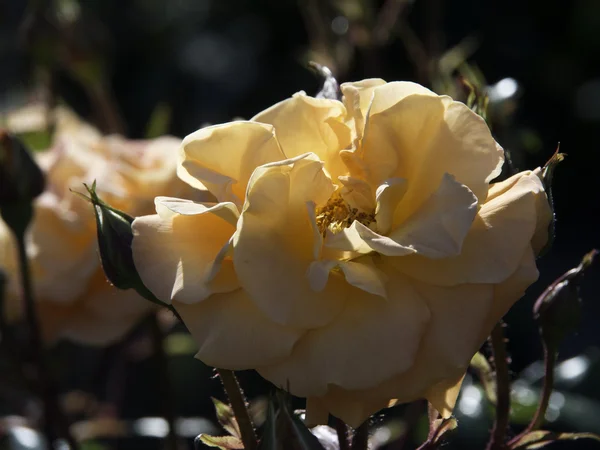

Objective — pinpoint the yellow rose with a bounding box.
[131,79,553,427]
[0,108,199,345]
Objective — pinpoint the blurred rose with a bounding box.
[0,107,199,345]
[132,80,552,427]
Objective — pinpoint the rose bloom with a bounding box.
[0,108,196,345]
[132,80,552,427]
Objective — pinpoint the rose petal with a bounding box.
[252,93,352,181]
[375,177,408,235]
[389,172,546,285]
[257,263,430,394]
[386,173,477,258]
[233,153,345,328]
[178,121,286,206]
[360,91,503,217]
[132,198,239,304]
[174,290,303,368]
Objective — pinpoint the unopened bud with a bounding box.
[0,131,45,236]
[80,182,167,308]
[534,249,597,350]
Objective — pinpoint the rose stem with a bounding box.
[351,421,369,450]
[485,322,511,450]
[15,231,79,449]
[528,344,555,431]
[217,369,258,450]
[149,314,178,450]
[334,417,350,450]
[507,344,557,447]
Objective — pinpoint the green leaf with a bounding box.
[197,434,244,449]
[212,397,241,439]
[511,430,600,449]
[470,352,497,405]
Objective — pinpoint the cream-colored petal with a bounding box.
[178,121,286,205]
[360,93,503,218]
[481,246,538,340]
[131,200,238,305]
[387,174,477,258]
[252,93,351,181]
[389,172,545,285]
[488,169,553,255]
[233,153,346,328]
[257,264,430,395]
[173,290,303,369]
[375,177,408,235]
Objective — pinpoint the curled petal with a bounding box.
[174,290,303,369]
[132,198,239,304]
[178,121,286,205]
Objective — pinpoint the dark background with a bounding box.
[1,0,599,448]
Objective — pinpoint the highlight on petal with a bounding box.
[252,92,352,181]
[233,153,345,328]
[389,171,544,286]
[178,121,286,205]
[258,264,430,395]
[132,197,239,305]
[174,289,303,369]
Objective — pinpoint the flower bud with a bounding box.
[81,182,167,308]
[0,130,45,235]
[533,250,597,350]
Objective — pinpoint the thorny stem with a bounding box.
[334,417,350,450]
[149,314,178,450]
[217,369,257,450]
[351,421,369,450]
[486,322,511,450]
[15,231,79,449]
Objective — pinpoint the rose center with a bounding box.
[315,191,375,236]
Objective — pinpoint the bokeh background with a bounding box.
[1,0,599,448]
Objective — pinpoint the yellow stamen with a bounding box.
[315,191,375,236]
